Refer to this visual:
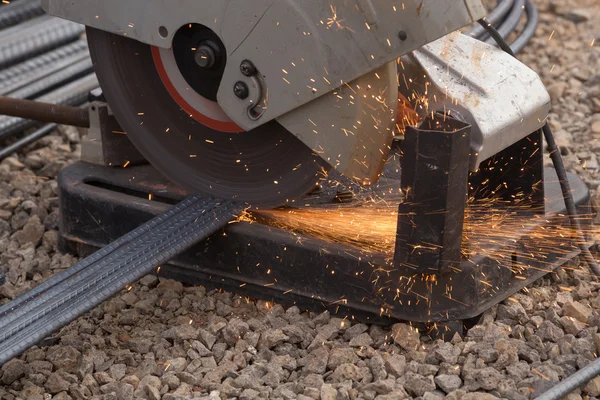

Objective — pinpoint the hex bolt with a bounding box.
[240,60,257,77]
[194,44,216,69]
[233,81,249,99]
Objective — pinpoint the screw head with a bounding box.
[398,30,408,41]
[240,60,257,77]
[233,81,249,99]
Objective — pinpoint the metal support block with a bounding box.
[394,113,471,274]
[470,130,545,210]
[81,101,145,167]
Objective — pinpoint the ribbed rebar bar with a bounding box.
[0,16,85,69]
[7,58,93,99]
[0,51,90,97]
[0,124,57,161]
[0,0,45,30]
[0,40,88,88]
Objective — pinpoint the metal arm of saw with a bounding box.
[42,0,485,132]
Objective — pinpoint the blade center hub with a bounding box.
[172,24,226,102]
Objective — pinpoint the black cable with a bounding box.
[469,0,539,55]
[469,0,515,40]
[477,19,516,56]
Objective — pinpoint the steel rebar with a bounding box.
[0,97,90,128]
[1,14,56,43]
[0,39,88,89]
[7,58,93,99]
[0,0,45,30]
[0,50,90,97]
[0,124,57,161]
[0,16,85,69]
[0,196,242,366]
[0,74,98,141]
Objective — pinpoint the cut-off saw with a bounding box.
[41,0,551,207]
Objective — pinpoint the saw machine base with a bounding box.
[57,160,592,328]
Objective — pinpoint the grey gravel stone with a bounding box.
[464,367,503,391]
[327,348,358,370]
[435,374,462,394]
[223,318,250,346]
[320,383,338,400]
[391,324,420,351]
[343,323,369,341]
[563,8,592,23]
[146,385,161,400]
[434,342,459,364]
[349,332,373,348]
[422,392,444,400]
[373,390,408,400]
[536,321,565,342]
[100,382,134,400]
[0,359,29,385]
[127,337,153,354]
[369,353,387,381]
[461,393,500,400]
[563,301,593,323]
[46,346,81,373]
[45,372,71,394]
[258,329,289,350]
[365,378,398,394]
[162,374,180,390]
[382,353,405,377]
[402,372,436,397]
[560,316,587,335]
[16,216,44,246]
[497,301,529,323]
[108,364,126,381]
[584,376,600,396]
[162,324,199,341]
[200,329,218,349]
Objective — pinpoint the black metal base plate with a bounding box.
[58,161,592,323]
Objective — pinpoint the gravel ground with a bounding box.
[1,1,600,399]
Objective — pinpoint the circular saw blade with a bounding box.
[86,28,329,208]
